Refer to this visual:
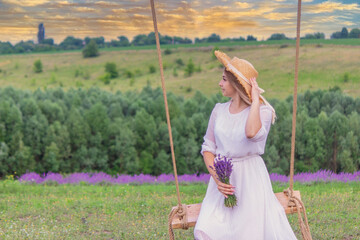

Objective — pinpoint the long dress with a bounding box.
[194,101,297,240]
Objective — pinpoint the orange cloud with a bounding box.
[2,0,50,7]
[234,2,253,9]
[264,12,295,21]
[74,7,98,13]
[306,1,359,14]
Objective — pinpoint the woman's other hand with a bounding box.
[216,180,235,198]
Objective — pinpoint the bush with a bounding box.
[83,71,90,80]
[74,69,80,77]
[105,62,118,78]
[99,73,111,84]
[33,59,43,73]
[149,65,156,73]
[164,48,172,55]
[212,46,219,60]
[184,59,195,77]
[125,70,134,78]
[175,58,184,67]
[196,65,202,73]
[173,67,178,77]
[82,40,99,58]
[343,73,350,83]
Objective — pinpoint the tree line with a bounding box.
[268,27,360,40]
[0,86,359,178]
[2,26,359,55]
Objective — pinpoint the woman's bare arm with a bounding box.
[245,77,262,138]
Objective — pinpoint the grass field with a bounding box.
[0,179,359,239]
[0,41,359,100]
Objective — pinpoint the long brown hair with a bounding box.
[224,69,277,123]
[224,69,251,106]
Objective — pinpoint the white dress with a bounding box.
[194,101,297,240]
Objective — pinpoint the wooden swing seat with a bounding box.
[171,190,302,229]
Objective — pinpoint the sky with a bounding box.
[0,0,359,44]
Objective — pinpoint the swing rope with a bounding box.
[149,0,188,239]
[150,0,312,239]
[286,0,312,239]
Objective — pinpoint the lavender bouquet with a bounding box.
[210,154,237,208]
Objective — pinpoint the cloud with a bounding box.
[95,1,121,7]
[2,0,50,7]
[306,1,359,14]
[234,2,253,9]
[0,0,359,44]
[111,8,127,14]
[7,7,25,13]
[74,7,98,13]
[264,12,295,21]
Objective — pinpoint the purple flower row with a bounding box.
[18,169,360,185]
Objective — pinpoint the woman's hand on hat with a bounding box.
[250,77,260,103]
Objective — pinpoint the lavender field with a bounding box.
[18,169,360,185]
[0,171,359,239]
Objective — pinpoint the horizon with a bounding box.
[0,0,359,45]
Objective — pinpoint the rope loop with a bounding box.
[168,204,189,240]
[284,188,312,240]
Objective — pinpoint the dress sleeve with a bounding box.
[200,104,219,156]
[248,105,273,142]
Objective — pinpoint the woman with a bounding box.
[194,51,297,240]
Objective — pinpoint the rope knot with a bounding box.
[168,204,189,239]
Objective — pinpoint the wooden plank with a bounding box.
[275,190,302,214]
[171,204,201,229]
[171,190,302,229]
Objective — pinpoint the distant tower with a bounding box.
[38,23,45,44]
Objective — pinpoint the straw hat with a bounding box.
[214,50,265,102]
[215,50,277,123]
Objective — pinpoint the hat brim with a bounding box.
[214,50,253,100]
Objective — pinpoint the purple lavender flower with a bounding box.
[210,154,237,208]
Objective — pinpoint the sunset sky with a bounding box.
[0,0,359,44]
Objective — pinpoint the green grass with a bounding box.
[0,180,359,239]
[0,40,359,100]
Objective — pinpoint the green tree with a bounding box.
[65,107,90,153]
[184,59,195,77]
[43,142,60,172]
[340,27,348,38]
[33,59,43,73]
[268,33,287,40]
[247,35,257,41]
[212,46,220,60]
[153,150,171,176]
[38,100,64,124]
[118,36,130,46]
[105,62,118,78]
[82,40,99,58]
[59,36,83,50]
[44,121,71,171]
[327,111,348,172]
[338,131,358,172]
[263,145,283,174]
[349,28,360,38]
[0,142,9,177]
[107,118,139,174]
[149,65,156,73]
[22,112,49,167]
[9,141,35,175]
